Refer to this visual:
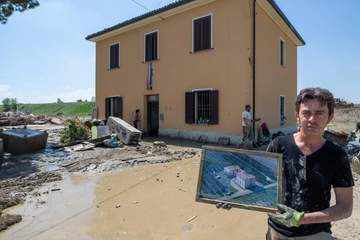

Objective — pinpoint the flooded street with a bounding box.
[0,173,98,240]
[0,158,270,240]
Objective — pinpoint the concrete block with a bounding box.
[107,117,141,144]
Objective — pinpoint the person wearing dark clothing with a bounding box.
[266,87,354,240]
[355,113,360,132]
[356,122,360,132]
[133,109,140,129]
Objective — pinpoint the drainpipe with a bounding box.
[252,0,256,136]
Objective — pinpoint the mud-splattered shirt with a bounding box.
[267,134,354,237]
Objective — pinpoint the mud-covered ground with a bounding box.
[1,106,360,235]
[0,124,204,231]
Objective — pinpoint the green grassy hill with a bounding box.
[0,102,96,116]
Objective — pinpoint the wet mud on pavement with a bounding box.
[0,173,98,240]
[1,157,270,240]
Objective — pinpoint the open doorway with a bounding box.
[147,95,159,136]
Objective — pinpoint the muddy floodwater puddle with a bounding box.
[0,173,98,240]
[0,160,187,240]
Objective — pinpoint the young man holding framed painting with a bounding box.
[266,87,354,240]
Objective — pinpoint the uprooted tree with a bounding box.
[0,0,40,24]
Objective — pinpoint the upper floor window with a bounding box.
[280,38,286,67]
[145,31,158,62]
[109,43,120,69]
[185,89,218,124]
[193,14,212,52]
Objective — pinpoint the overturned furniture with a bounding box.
[0,126,49,155]
[107,116,141,144]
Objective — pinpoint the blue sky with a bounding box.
[1,0,359,104]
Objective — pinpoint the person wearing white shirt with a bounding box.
[237,104,254,149]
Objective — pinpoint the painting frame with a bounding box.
[195,145,283,213]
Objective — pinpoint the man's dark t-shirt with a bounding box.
[267,135,354,237]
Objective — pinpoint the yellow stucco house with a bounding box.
[86,0,305,144]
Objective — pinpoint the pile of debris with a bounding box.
[0,116,142,156]
[0,111,63,126]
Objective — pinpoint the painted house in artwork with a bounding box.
[86,0,305,143]
[224,165,241,177]
[236,171,256,189]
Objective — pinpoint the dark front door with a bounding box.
[147,95,159,136]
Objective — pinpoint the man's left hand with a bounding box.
[267,204,304,227]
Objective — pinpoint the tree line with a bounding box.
[1,98,18,112]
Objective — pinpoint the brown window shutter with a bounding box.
[203,16,211,50]
[145,35,151,61]
[193,19,201,52]
[110,44,119,68]
[105,97,110,119]
[185,92,194,124]
[114,44,119,68]
[117,96,123,119]
[152,33,158,60]
[209,90,218,124]
[110,46,114,68]
[145,32,158,61]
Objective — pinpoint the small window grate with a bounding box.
[195,91,210,122]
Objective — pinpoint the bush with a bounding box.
[60,117,89,143]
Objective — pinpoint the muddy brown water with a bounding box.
[0,173,97,240]
[0,158,269,240]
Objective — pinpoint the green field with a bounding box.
[0,102,96,116]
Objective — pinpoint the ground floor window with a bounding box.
[185,89,218,124]
[105,96,123,119]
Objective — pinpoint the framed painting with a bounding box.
[195,145,283,213]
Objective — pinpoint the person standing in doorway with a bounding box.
[266,87,354,240]
[237,104,254,149]
[133,109,140,129]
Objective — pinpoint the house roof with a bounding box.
[85,0,195,42]
[225,165,241,171]
[85,0,305,46]
[263,0,306,45]
[237,171,256,180]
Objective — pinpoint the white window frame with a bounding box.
[192,13,213,53]
[144,30,159,62]
[109,42,120,69]
[280,38,286,67]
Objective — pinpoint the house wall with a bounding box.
[255,4,298,134]
[93,0,299,143]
